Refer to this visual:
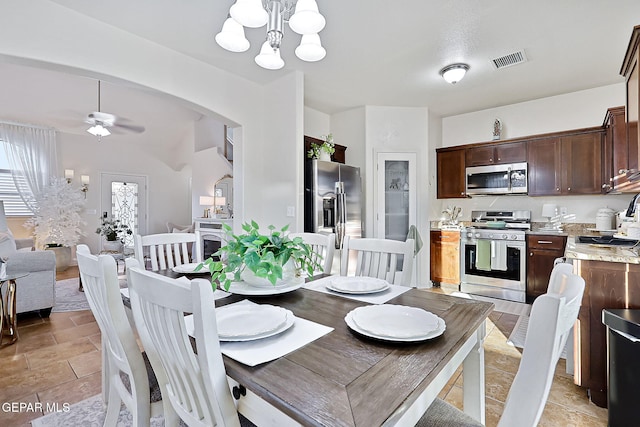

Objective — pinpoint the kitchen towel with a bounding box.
[406,225,424,256]
[184,300,333,367]
[304,275,411,304]
[491,240,508,271]
[476,239,492,271]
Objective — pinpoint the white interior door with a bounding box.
[100,173,147,250]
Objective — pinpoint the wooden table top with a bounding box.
[215,284,493,426]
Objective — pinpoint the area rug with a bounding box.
[52,278,89,312]
[30,394,165,426]
[507,314,567,359]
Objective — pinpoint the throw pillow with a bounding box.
[0,230,17,259]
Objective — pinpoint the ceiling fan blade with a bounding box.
[113,122,145,133]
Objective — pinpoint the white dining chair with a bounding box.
[418,266,586,427]
[289,232,336,274]
[76,245,167,427]
[133,232,199,271]
[340,235,415,286]
[125,259,252,427]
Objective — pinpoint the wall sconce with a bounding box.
[64,169,74,184]
[81,175,90,198]
[199,196,215,218]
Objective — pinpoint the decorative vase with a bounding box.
[45,246,72,272]
[103,240,124,253]
[240,259,302,287]
[319,151,331,161]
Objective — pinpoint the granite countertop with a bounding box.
[565,236,640,265]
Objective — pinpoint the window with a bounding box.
[0,141,32,216]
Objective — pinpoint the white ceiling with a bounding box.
[3,0,640,140]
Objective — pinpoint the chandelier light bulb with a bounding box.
[288,0,326,35]
[255,41,285,70]
[230,0,268,28]
[295,33,326,62]
[440,63,470,84]
[87,124,111,137]
[215,17,250,52]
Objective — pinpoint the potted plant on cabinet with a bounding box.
[199,221,321,291]
[27,177,86,271]
[96,218,132,252]
[307,133,335,161]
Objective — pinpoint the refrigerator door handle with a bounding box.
[335,182,346,250]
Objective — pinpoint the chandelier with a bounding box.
[215,0,326,70]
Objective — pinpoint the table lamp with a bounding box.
[541,204,557,230]
[199,196,215,218]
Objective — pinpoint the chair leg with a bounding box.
[104,383,122,426]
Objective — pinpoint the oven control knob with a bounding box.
[474,232,481,238]
[501,234,508,239]
[510,234,517,240]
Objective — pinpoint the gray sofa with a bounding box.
[5,237,57,317]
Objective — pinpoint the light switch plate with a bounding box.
[286,206,295,217]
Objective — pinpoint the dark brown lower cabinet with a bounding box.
[572,259,640,408]
[526,234,567,303]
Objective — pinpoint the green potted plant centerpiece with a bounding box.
[200,221,321,291]
[27,177,86,271]
[307,133,335,161]
[96,218,132,252]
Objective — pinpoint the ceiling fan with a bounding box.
[85,81,145,139]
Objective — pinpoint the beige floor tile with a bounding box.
[88,332,102,350]
[0,393,43,426]
[38,371,102,413]
[52,321,100,344]
[68,349,102,378]
[0,360,76,403]
[547,375,608,421]
[13,332,58,355]
[0,353,29,377]
[484,366,515,403]
[539,399,607,427]
[69,311,97,327]
[484,347,521,375]
[25,337,98,369]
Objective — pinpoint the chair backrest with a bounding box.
[134,232,199,271]
[547,261,574,294]
[76,245,153,415]
[498,267,585,427]
[340,236,415,286]
[125,261,240,427]
[289,232,336,274]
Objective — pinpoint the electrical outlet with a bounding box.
[560,207,568,215]
[286,206,295,217]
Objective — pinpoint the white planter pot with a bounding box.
[240,259,302,287]
[319,151,331,161]
[103,240,123,253]
[45,246,72,272]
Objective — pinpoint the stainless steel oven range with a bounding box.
[460,210,531,303]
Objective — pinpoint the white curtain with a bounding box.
[0,123,58,212]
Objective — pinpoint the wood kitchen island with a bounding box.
[565,238,640,407]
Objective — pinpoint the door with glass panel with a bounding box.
[100,173,147,251]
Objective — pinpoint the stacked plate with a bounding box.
[172,263,208,274]
[325,276,390,294]
[216,303,294,341]
[345,304,445,342]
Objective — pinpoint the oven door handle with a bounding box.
[507,166,512,192]
[490,240,496,258]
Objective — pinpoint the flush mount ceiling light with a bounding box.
[439,63,470,84]
[216,0,326,70]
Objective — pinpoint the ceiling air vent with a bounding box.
[491,50,528,69]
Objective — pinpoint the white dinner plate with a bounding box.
[351,305,441,339]
[345,309,446,343]
[172,263,209,274]
[325,277,390,294]
[224,280,304,296]
[184,309,296,342]
[216,304,288,338]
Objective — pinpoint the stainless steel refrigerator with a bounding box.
[304,160,363,249]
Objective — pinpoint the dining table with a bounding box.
[145,270,495,427]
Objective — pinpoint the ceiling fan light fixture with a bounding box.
[215,17,250,52]
[87,123,111,137]
[229,0,268,28]
[255,41,285,70]
[295,33,326,62]
[288,0,325,35]
[440,63,470,84]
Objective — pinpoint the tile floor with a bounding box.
[0,269,608,427]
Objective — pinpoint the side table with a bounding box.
[0,272,29,345]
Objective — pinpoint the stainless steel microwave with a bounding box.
[466,162,528,195]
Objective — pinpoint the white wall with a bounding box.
[0,1,303,243]
[304,106,330,139]
[363,106,430,287]
[436,83,632,223]
[332,107,366,169]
